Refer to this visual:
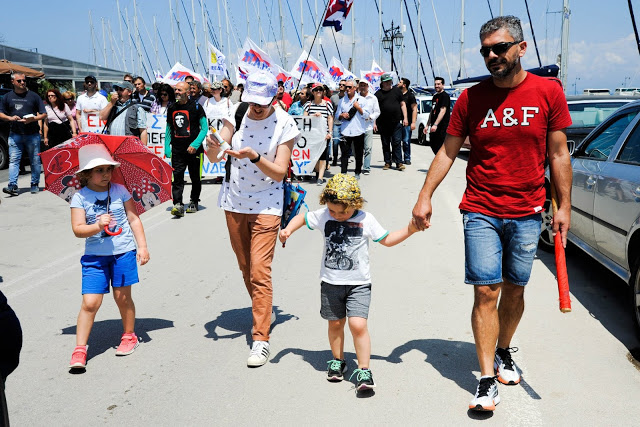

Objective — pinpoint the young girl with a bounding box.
[68,144,150,370]
[279,174,418,392]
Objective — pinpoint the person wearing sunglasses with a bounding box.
[76,75,108,133]
[149,84,175,115]
[412,15,572,413]
[0,72,47,196]
[43,88,77,149]
[204,71,300,368]
[203,80,234,120]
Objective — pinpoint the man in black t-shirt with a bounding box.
[374,74,407,171]
[0,73,47,196]
[425,76,451,155]
[165,82,208,216]
[398,77,417,165]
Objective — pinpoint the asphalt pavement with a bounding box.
[2,137,640,426]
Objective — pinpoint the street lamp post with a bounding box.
[572,77,580,95]
[381,20,403,73]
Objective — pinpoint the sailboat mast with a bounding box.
[417,0,422,84]
[224,0,232,74]
[459,0,465,79]
[351,3,355,72]
[176,0,182,63]
[300,0,304,49]
[102,18,108,67]
[432,0,453,85]
[379,0,382,65]
[202,0,209,78]
[89,11,98,65]
[116,0,127,71]
[154,15,160,74]
[191,0,198,73]
[560,0,570,90]
[279,0,287,69]
[400,2,405,73]
[125,8,135,73]
[170,0,176,65]
[246,0,251,41]
[134,0,142,76]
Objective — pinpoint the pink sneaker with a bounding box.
[115,333,139,356]
[69,345,88,368]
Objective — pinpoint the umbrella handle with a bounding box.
[104,225,123,236]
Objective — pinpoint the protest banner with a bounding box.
[83,112,106,133]
[290,116,327,176]
[145,112,226,178]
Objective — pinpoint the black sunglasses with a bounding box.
[15,79,26,83]
[480,41,521,58]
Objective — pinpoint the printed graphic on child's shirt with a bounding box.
[86,196,127,239]
[323,220,363,271]
[173,111,190,137]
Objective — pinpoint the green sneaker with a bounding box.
[171,203,184,217]
[326,359,347,381]
[349,368,376,391]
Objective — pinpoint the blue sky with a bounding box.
[3,0,639,93]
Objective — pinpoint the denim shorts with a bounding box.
[462,211,542,286]
[320,282,371,320]
[81,250,139,294]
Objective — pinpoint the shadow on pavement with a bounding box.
[270,348,386,372]
[386,339,479,394]
[535,245,640,356]
[61,317,174,360]
[203,306,298,347]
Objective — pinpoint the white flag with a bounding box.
[237,37,277,75]
[208,42,227,76]
[289,50,331,86]
[328,57,356,89]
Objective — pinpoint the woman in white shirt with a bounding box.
[204,71,300,368]
[203,80,234,119]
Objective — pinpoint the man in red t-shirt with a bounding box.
[272,80,292,111]
[412,16,572,412]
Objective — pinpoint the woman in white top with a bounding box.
[304,83,334,184]
[205,71,300,368]
[203,80,234,119]
[43,89,77,148]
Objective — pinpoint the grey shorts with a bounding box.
[320,281,371,320]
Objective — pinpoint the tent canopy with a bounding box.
[0,59,45,78]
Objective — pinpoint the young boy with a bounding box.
[279,174,419,392]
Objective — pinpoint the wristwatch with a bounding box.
[250,153,261,163]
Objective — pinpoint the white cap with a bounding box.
[241,71,277,105]
[77,144,120,172]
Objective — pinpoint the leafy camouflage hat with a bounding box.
[324,174,361,201]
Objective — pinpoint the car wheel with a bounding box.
[538,186,554,253]
[0,140,7,170]
[632,255,640,338]
[418,124,425,145]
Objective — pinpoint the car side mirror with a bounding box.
[567,139,576,156]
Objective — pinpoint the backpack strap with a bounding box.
[225,102,250,182]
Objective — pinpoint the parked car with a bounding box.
[0,87,10,169]
[566,95,638,148]
[539,100,640,335]
[411,94,457,146]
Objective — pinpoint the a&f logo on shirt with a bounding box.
[480,107,540,128]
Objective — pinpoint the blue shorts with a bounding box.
[462,211,542,286]
[80,250,139,294]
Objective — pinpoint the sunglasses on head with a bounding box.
[479,41,520,58]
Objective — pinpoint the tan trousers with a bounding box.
[225,211,280,342]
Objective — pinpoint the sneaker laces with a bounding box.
[250,341,268,356]
[327,359,343,371]
[476,377,497,397]
[497,347,518,370]
[349,368,371,382]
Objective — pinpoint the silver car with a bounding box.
[540,100,640,335]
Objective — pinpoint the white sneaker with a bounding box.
[247,341,270,367]
[494,347,522,385]
[469,377,500,411]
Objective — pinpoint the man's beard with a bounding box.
[487,55,519,79]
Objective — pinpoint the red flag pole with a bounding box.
[550,181,572,313]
